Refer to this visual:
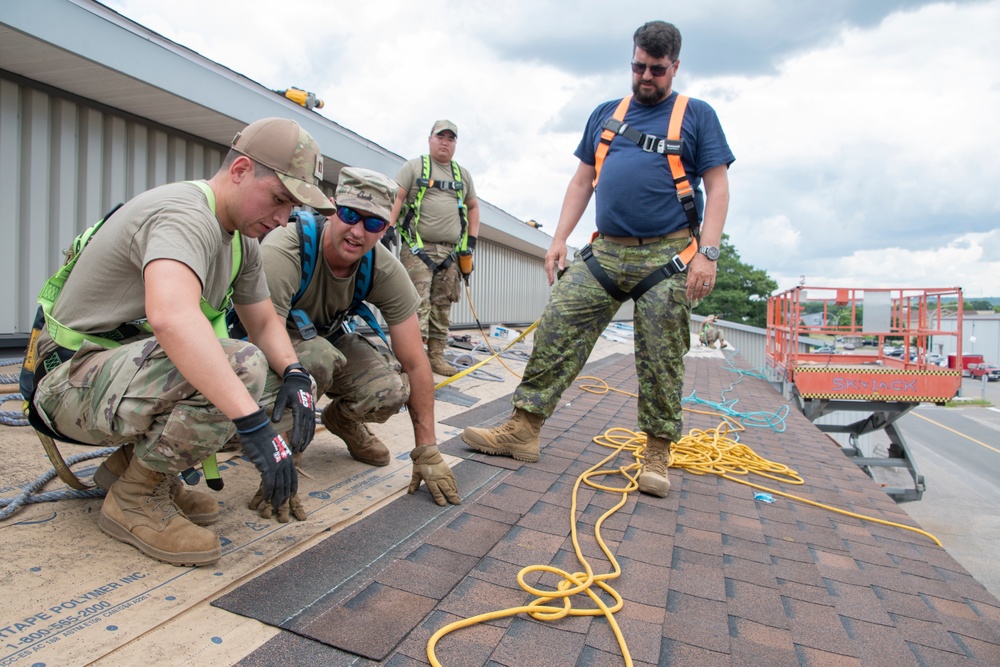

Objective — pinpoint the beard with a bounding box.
[632,78,668,105]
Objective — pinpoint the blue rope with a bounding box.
[0,447,115,521]
[0,392,28,427]
[681,350,790,433]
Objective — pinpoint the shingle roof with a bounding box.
[225,353,1000,666]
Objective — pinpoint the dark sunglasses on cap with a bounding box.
[630,61,671,77]
[335,206,389,233]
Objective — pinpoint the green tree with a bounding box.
[966,299,993,311]
[694,234,777,328]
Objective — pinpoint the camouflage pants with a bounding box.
[400,242,461,342]
[33,338,276,473]
[289,332,409,424]
[513,235,692,442]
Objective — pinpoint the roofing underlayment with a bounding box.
[2,333,999,666]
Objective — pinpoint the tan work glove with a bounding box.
[408,445,461,506]
[248,482,307,522]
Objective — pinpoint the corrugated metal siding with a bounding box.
[448,239,553,328]
[1,75,229,336]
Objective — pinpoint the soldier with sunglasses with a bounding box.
[257,167,461,513]
[463,21,734,499]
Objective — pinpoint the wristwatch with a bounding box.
[698,245,720,261]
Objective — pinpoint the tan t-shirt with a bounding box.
[261,221,419,337]
[394,156,477,244]
[38,181,268,357]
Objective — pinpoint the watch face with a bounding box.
[701,246,720,260]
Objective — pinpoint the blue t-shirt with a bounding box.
[575,92,735,237]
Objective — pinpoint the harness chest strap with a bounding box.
[398,155,470,273]
[592,94,699,235]
[286,211,388,346]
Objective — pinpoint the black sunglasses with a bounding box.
[631,61,670,77]
[335,206,389,233]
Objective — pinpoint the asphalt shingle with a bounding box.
[231,352,1000,666]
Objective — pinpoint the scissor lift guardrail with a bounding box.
[766,286,964,501]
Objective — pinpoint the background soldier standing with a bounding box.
[389,120,481,376]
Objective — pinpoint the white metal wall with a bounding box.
[449,239,552,329]
[0,76,227,336]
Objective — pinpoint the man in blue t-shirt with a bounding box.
[463,21,734,498]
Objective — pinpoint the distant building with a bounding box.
[932,313,1000,365]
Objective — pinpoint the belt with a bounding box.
[599,229,691,245]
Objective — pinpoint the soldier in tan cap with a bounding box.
[257,167,461,510]
[389,120,480,376]
[25,117,332,567]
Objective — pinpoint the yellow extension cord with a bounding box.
[426,374,942,667]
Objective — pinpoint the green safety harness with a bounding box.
[397,154,471,273]
[19,181,241,488]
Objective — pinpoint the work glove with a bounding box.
[380,225,399,250]
[272,363,315,454]
[249,484,307,522]
[236,407,297,513]
[408,445,461,506]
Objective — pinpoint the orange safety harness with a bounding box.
[581,94,700,302]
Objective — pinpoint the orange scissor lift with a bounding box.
[766,286,964,501]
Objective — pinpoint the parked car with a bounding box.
[843,342,856,350]
[813,345,837,354]
[968,364,1000,381]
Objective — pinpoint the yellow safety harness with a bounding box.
[20,181,241,487]
[397,155,471,273]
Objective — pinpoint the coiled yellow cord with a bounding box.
[426,375,941,666]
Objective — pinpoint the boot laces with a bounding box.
[644,445,671,475]
[147,475,182,522]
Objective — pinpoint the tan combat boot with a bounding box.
[462,408,544,462]
[94,444,219,525]
[427,338,458,376]
[321,401,391,467]
[638,435,673,498]
[98,455,221,567]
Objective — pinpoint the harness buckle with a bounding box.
[669,253,687,274]
[641,134,659,152]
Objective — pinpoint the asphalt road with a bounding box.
[896,377,1000,599]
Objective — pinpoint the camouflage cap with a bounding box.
[334,167,398,222]
[231,118,335,213]
[430,119,458,137]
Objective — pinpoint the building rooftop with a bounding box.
[2,335,999,666]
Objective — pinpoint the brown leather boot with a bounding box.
[638,435,673,498]
[94,444,219,525]
[98,455,221,567]
[321,401,391,467]
[427,338,458,376]
[462,408,544,462]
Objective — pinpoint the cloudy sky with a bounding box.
[104,0,1000,297]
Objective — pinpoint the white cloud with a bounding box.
[104,0,1000,299]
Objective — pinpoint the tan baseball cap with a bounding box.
[334,167,398,221]
[430,119,458,137]
[231,118,335,213]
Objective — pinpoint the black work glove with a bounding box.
[380,225,399,250]
[408,445,461,506]
[236,408,297,513]
[272,363,315,453]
